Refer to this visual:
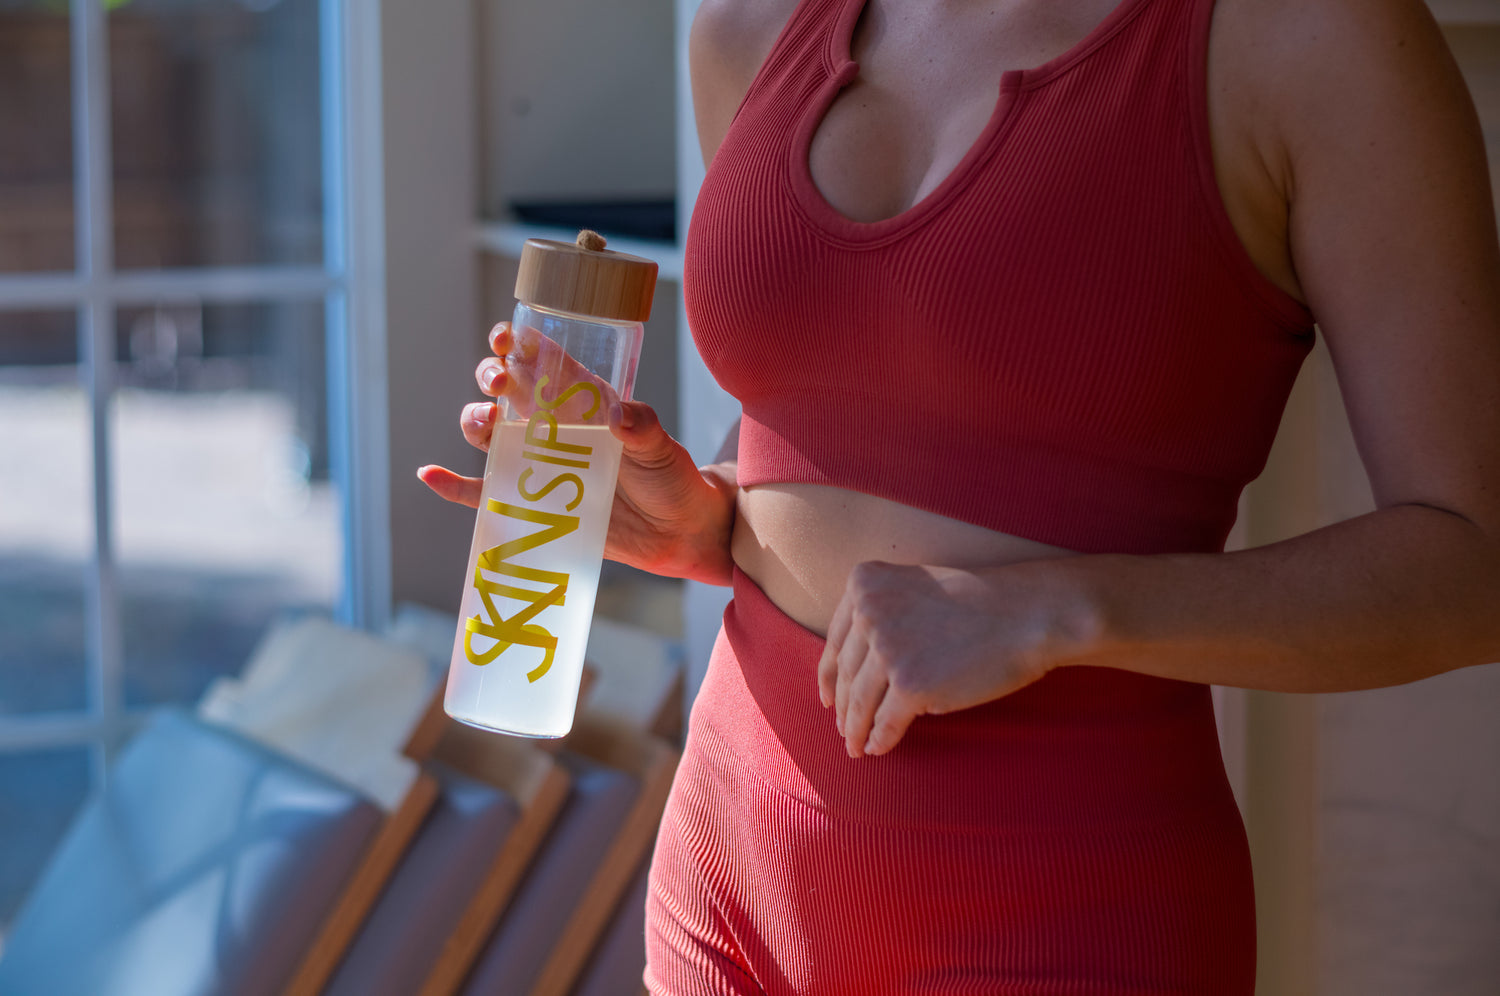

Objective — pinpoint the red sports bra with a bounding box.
[685,0,1317,556]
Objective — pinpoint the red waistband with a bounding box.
[688,568,1241,832]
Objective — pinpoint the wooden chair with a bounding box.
[286,646,681,996]
[284,687,571,996]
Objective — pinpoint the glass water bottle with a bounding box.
[445,230,657,737]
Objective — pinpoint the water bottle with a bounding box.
[445,230,657,737]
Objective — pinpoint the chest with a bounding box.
[806,0,1297,302]
[810,0,1154,224]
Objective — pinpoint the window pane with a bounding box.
[112,302,339,707]
[110,0,323,270]
[0,746,91,931]
[0,2,74,273]
[0,311,89,716]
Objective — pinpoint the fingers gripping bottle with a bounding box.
[446,230,656,737]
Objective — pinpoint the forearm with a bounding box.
[1044,503,1500,692]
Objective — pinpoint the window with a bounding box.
[0,0,387,934]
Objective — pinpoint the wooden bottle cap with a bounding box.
[514,230,658,323]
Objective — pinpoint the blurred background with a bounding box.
[0,0,692,981]
[0,0,338,928]
[0,1,1496,994]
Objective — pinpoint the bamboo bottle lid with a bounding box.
[514,229,658,323]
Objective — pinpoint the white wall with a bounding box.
[380,0,483,613]
[478,0,677,210]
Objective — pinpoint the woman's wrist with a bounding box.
[996,553,1116,675]
[680,462,739,585]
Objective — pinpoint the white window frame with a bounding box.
[0,0,389,778]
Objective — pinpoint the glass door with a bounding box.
[0,0,387,936]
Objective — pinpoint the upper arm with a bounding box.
[1268,0,1500,535]
[689,0,799,167]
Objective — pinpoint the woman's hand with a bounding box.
[418,322,738,585]
[816,560,1097,758]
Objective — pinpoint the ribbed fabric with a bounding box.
[645,571,1256,994]
[684,0,1316,556]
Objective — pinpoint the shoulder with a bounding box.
[1209,0,1492,305]
[689,0,804,165]
[1216,0,1478,160]
[1215,0,1456,69]
[691,0,800,74]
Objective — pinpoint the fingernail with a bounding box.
[482,368,499,390]
[614,404,635,430]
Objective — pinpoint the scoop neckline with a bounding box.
[788,0,1156,246]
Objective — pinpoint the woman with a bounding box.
[421,0,1500,989]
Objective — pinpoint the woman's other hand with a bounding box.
[816,561,1099,758]
[418,322,738,585]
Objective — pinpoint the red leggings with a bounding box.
[645,570,1255,995]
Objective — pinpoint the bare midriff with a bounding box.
[731,483,1079,637]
